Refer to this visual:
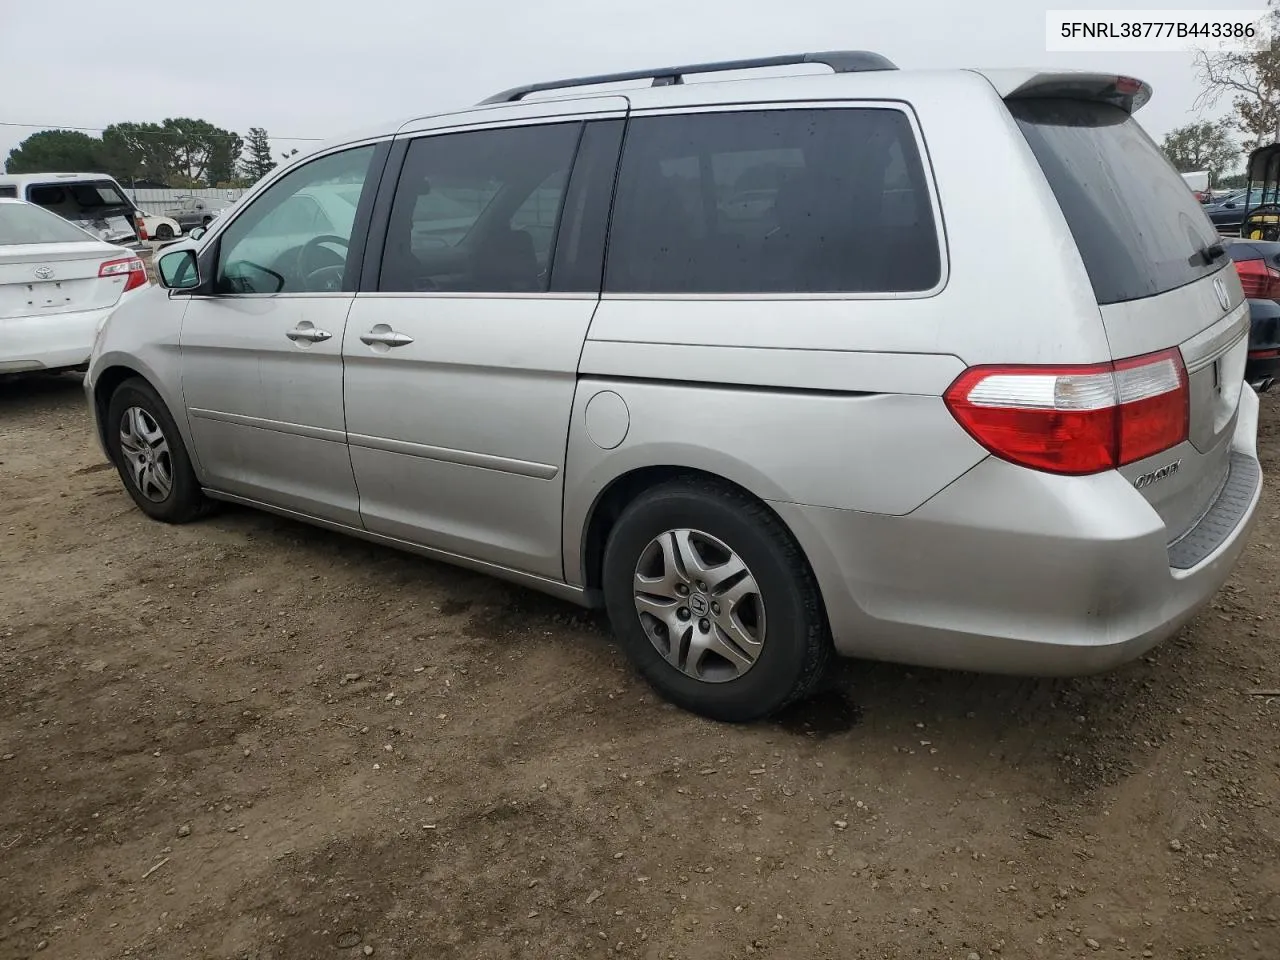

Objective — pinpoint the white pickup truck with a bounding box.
[1181,170,1211,199]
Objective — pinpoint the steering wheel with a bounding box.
[299,234,350,292]
[1241,205,1280,242]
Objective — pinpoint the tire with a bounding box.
[201,216,213,227]
[154,223,174,241]
[602,477,831,722]
[105,377,210,523]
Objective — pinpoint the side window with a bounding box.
[605,108,941,294]
[378,122,581,293]
[215,145,375,294]
[510,170,568,269]
[0,187,16,199]
[257,195,332,237]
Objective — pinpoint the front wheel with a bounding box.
[602,478,831,722]
[105,378,210,523]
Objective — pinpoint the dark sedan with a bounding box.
[1225,236,1280,388]
[1207,191,1264,233]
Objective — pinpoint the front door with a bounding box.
[342,113,624,578]
[180,143,382,525]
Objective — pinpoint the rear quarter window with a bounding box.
[605,107,941,295]
[1009,98,1220,304]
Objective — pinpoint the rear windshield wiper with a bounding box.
[1191,241,1226,266]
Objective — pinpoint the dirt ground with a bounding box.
[2,375,1279,960]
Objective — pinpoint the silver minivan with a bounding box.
[85,53,1262,721]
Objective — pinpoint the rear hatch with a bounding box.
[25,180,139,244]
[1007,91,1246,543]
[0,242,130,319]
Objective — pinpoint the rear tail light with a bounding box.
[1233,257,1280,299]
[943,348,1189,476]
[1249,347,1280,359]
[99,256,148,293]
[134,212,148,242]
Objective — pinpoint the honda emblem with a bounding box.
[1213,276,1230,312]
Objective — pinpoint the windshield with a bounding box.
[1010,98,1220,304]
[0,202,95,245]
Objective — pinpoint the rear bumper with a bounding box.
[773,386,1262,675]
[0,303,118,374]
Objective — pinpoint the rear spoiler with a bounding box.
[971,69,1152,114]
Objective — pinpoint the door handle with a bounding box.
[360,329,415,347]
[286,324,332,343]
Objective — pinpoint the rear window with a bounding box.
[1009,98,1220,305]
[0,202,94,244]
[28,181,130,209]
[605,107,941,294]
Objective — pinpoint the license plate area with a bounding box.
[1184,310,1249,453]
[0,280,88,319]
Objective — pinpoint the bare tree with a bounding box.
[1195,1,1280,150]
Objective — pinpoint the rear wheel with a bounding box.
[602,478,831,722]
[105,378,210,523]
[154,223,174,241]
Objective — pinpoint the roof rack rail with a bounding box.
[478,50,897,105]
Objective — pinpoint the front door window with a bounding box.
[215,145,375,294]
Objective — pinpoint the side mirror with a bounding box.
[1226,202,1237,208]
[188,226,206,241]
[157,248,201,291]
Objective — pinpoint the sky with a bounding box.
[0,0,1268,168]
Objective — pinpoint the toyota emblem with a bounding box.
[33,265,53,280]
[1213,276,1230,312]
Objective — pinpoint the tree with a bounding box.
[5,130,106,174]
[241,127,276,182]
[1161,121,1239,182]
[1195,1,1280,150]
[6,117,247,186]
[101,122,174,184]
[161,117,244,187]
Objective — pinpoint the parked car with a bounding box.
[165,195,233,231]
[135,209,184,242]
[0,172,181,245]
[1222,236,1280,388]
[1207,190,1265,233]
[85,54,1260,722]
[0,198,148,375]
[1245,299,1280,389]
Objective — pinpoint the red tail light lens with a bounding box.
[99,256,148,293]
[134,213,148,242]
[1233,257,1280,299]
[943,349,1189,476]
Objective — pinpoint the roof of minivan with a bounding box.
[315,66,1149,152]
